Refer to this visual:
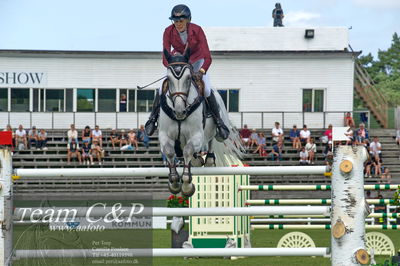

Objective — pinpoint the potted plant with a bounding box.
[167,195,189,248]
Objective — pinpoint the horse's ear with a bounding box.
[183,48,191,62]
[163,49,171,63]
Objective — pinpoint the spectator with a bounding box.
[372,157,382,177]
[299,147,308,165]
[299,125,311,146]
[137,125,150,149]
[67,138,81,165]
[119,129,128,147]
[91,139,103,165]
[380,167,391,184]
[109,129,120,150]
[325,151,333,166]
[67,124,78,144]
[82,126,92,144]
[364,157,373,178]
[289,125,301,150]
[323,140,333,156]
[356,123,369,144]
[271,122,283,144]
[322,124,333,143]
[128,129,139,150]
[120,94,127,112]
[240,124,251,148]
[253,133,267,156]
[305,137,317,164]
[344,112,355,127]
[344,127,354,145]
[360,112,368,124]
[355,130,365,146]
[396,128,400,146]
[3,125,14,151]
[37,129,48,150]
[81,141,94,165]
[15,125,27,150]
[28,126,39,149]
[92,125,103,147]
[369,137,382,163]
[270,139,283,162]
[249,129,258,149]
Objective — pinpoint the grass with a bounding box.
[12,225,399,266]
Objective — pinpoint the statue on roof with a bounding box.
[272,3,284,27]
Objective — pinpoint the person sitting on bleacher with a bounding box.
[271,122,283,144]
[28,126,39,149]
[37,129,48,150]
[299,125,311,147]
[299,147,308,165]
[109,129,120,150]
[249,129,258,149]
[67,138,82,165]
[91,138,103,165]
[137,125,150,149]
[82,141,94,165]
[128,129,139,150]
[289,125,301,150]
[253,132,267,157]
[92,125,103,148]
[15,124,27,150]
[305,137,317,164]
[67,124,78,144]
[356,123,369,144]
[380,167,391,184]
[240,124,251,148]
[82,126,92,144]
[119,129,128,148]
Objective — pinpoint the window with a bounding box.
[126,89,135,112]
[137,89,155,112]
[11,88,29,112]
[46,89,64,112]
[98,89,116,112]
[303,89,324,112]
[217,89,239,112]
[0,88,7,111]
[77,89,95,112]
[66,89,73,112]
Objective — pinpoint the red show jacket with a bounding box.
[162,23,212,72]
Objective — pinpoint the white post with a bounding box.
[0,149,13,266]
[331,146,369,265]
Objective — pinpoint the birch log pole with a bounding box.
[0,149,13,266]
[331,146,369,265]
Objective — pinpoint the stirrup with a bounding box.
[216,121,230,140]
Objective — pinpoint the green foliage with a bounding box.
[166,195,189,208]
[393,185,400,206]
[358,32,400,106]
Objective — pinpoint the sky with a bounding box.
[0,0,399,58]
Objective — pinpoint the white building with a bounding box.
[0,27,356,129]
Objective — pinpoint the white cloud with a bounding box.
[284,11,321,27]
[353,0,400,9]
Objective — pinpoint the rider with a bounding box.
[145,4,230,140]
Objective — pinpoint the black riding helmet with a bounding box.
[169,4,191,21]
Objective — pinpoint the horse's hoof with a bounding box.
[168,173,180,183]
[168,181,182,194]
[190,156,204,167]
[181,183,195,197]
[205,158,215,167]
[182,173,192,184]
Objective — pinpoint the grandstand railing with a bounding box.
[0,110,370,130]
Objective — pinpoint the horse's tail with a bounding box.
[211,89,246,166]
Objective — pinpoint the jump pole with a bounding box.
[251,224,399,230]
[14,165,328,178]
[14,248,330,258]
[0,150,13,266]
[246,199,395,205]
[239,184,399,191]
[331,146,370,265]
[14,206,331,220]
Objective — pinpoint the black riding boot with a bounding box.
[145,93,160,136]
[207,92,230,140]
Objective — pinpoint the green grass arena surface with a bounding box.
[12,228,400,266]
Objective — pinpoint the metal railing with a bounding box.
[0,110,370,130]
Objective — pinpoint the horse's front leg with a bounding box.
[181,135,202,197]
[161,135,181,194]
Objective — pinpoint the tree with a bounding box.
[358,32,400,106]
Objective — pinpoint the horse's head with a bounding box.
[164,49,193,120]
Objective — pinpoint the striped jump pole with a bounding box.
[245,199,396,205]
[239,184,399,191]
[251,224,399,230]
[252,212,400,218]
